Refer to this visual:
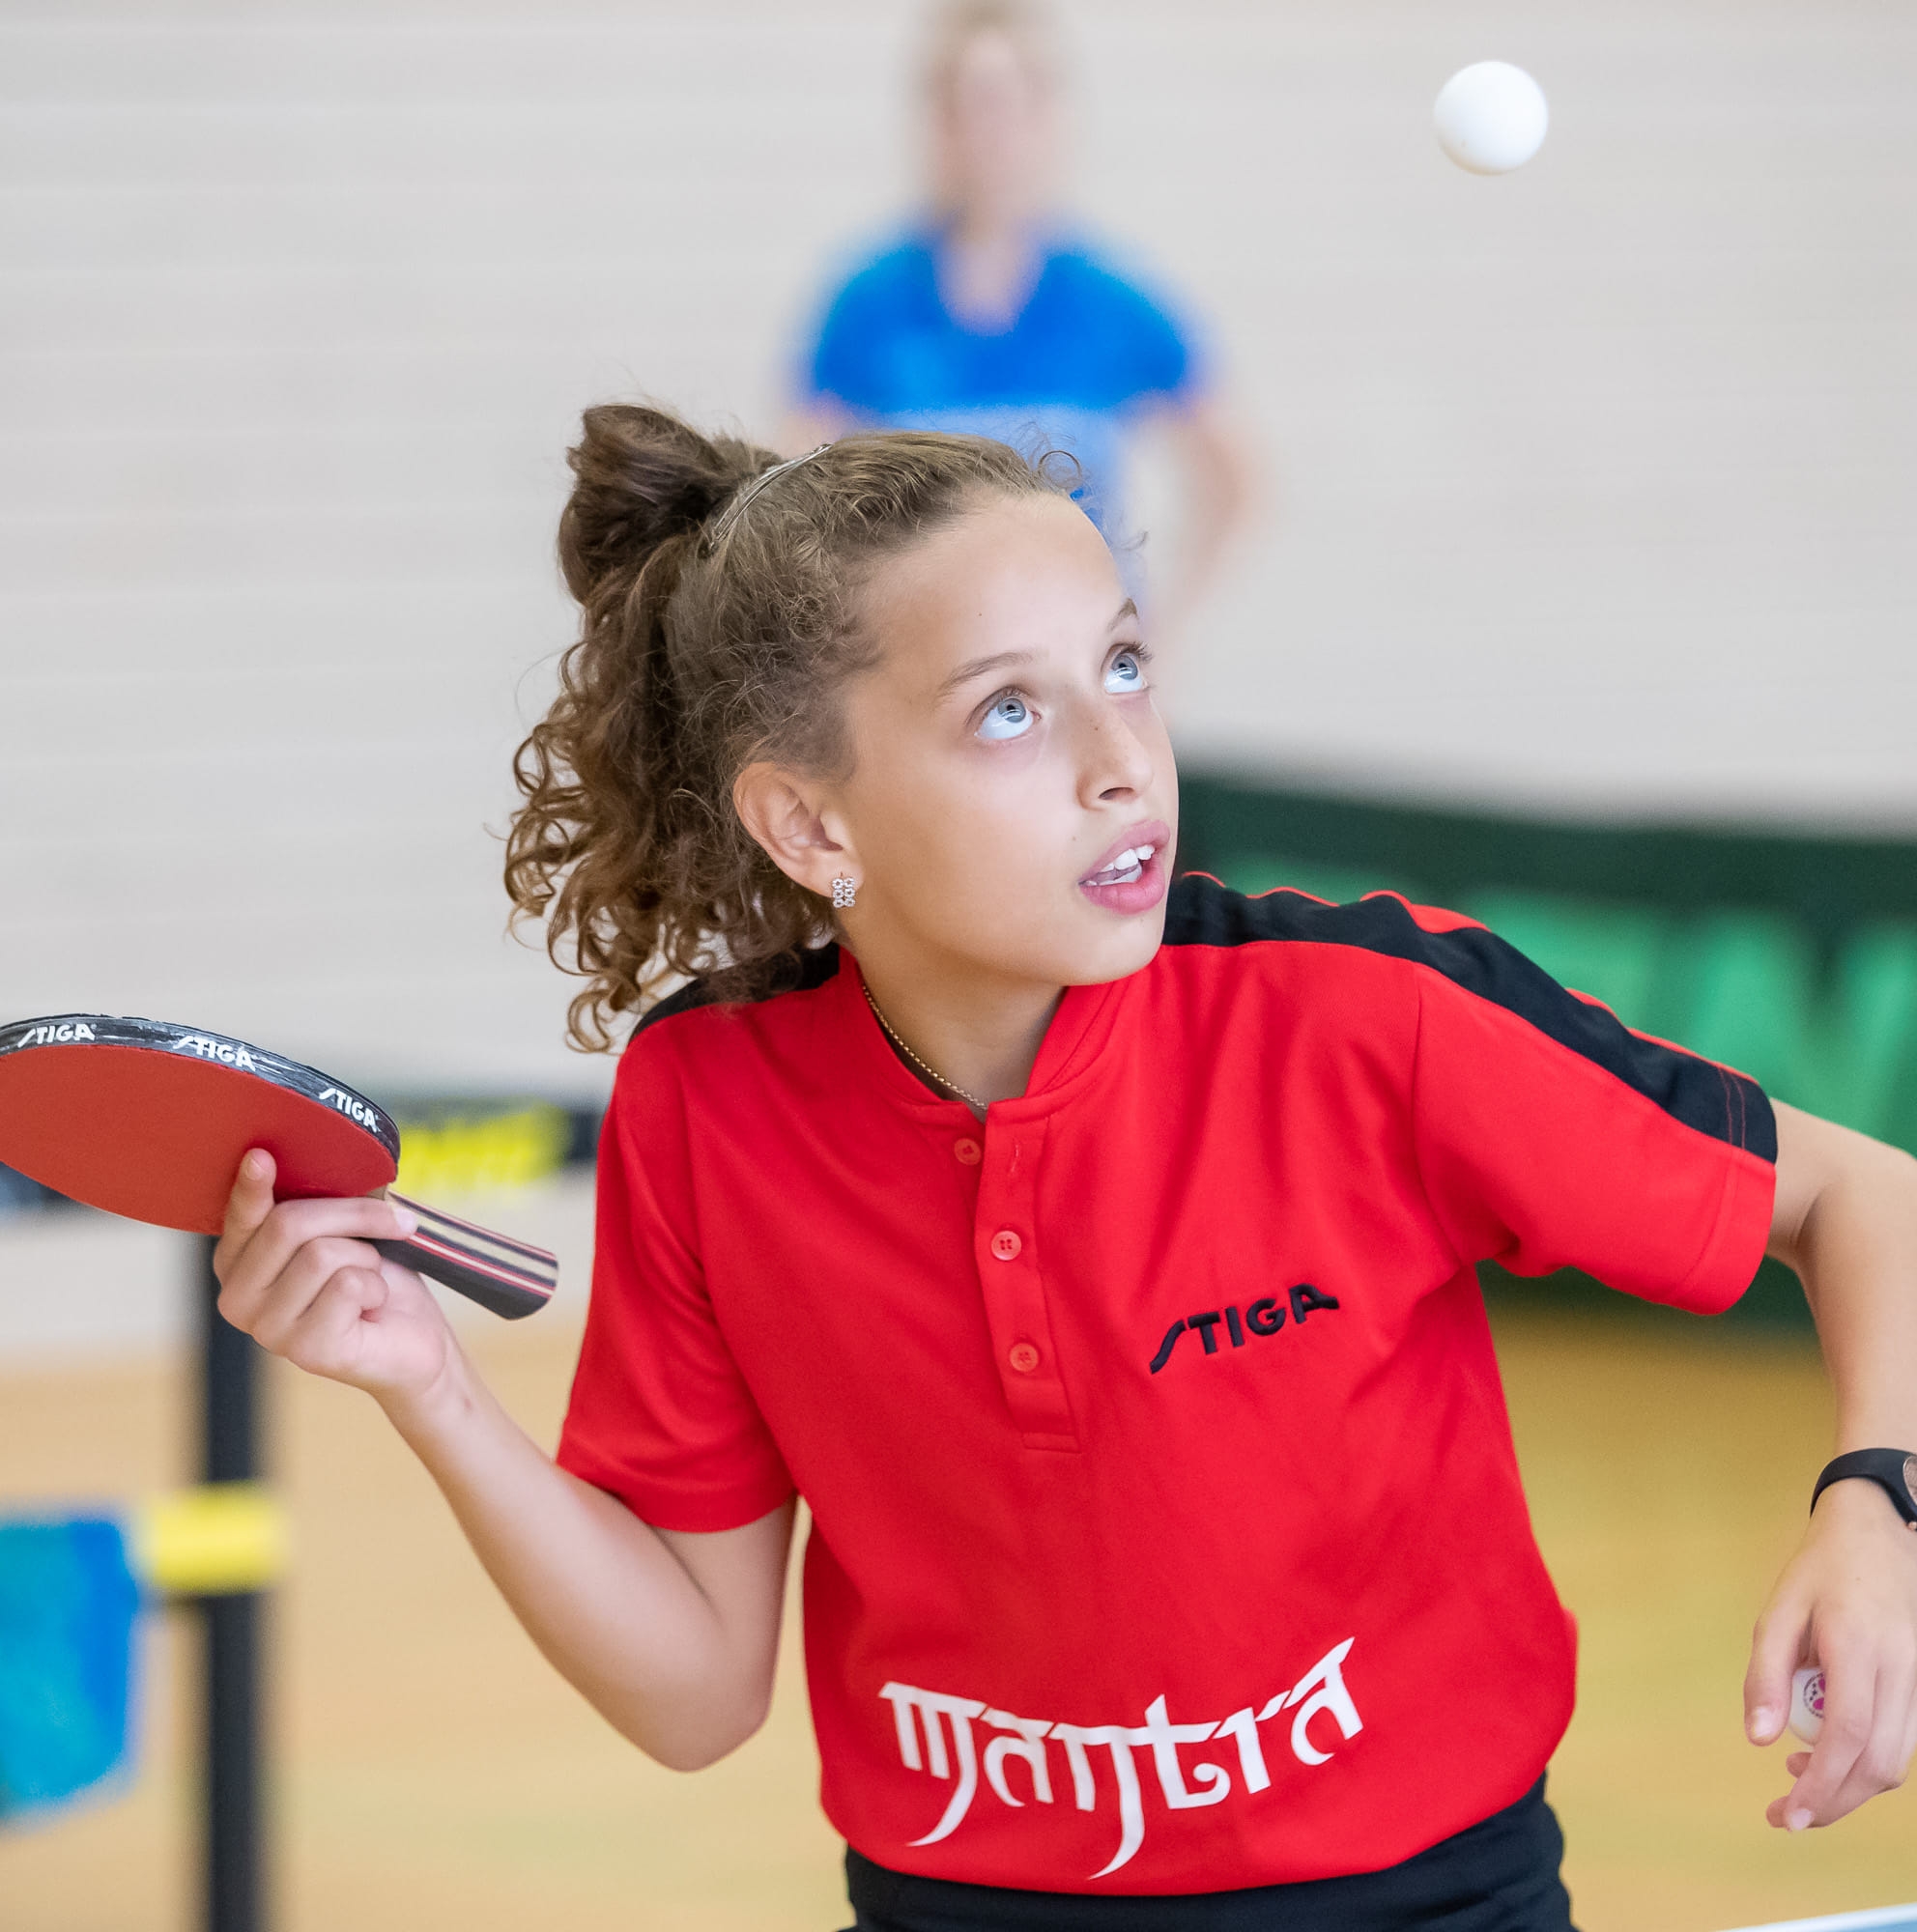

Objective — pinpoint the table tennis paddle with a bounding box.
[0,1013,556,1320]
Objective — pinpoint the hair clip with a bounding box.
[703,444,832,554]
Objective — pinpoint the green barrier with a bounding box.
[1179,773,1917,1331]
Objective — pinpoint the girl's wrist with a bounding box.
[1811,1468,1917,1541]
[375,1334,482,1447]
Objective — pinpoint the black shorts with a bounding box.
[843,1776,1577,1932]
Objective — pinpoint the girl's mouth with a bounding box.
[1081,843,1156,888]
[1076,820,1172,915]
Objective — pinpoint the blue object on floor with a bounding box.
[0,1516,139,1823]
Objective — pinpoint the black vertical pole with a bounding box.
[198,1235,266,1932]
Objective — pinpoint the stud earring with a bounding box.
[831,875,858,909]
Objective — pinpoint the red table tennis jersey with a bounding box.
[557,877,1776,1894]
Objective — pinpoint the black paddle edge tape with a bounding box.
[371,1238,553,1321]
[0,1013,401,1164]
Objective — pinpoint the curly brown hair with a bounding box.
[504,404,1057,1050]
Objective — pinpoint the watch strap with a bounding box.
[1811,1448,1917,1527]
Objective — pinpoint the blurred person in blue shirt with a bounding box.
[787,0,1253,627]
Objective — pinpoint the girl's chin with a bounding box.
[1075,848,1168,917]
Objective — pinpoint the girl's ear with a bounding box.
[733,763,858,900]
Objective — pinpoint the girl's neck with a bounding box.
[937,208,1045,334]
[857,951,1062,1118]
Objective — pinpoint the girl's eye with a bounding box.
[1105,650,1147,695]
[977,694,1034,742]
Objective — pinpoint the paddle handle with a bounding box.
[371,1190,557,1321]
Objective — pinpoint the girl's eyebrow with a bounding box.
[935,648,1033,698]
[934,602,1138,700]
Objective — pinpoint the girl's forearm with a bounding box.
[374,1341,789,1770]
[1779,1109,1917,1456]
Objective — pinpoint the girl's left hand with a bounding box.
[1745,1477,1917,1828]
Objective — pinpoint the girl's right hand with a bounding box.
[214,1148,454,1403]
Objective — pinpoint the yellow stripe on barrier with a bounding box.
[393,1103,569,1197]
[132,1483,288,1596]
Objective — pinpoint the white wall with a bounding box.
[2,1,1913,1096]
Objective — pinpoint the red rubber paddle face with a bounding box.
[0,1017,399,1236]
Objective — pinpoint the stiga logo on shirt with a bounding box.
[1149,1285,1339,1375]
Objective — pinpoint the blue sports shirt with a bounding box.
[801,229,1202,536]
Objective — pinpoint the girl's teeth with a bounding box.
[1087,844,1153,885]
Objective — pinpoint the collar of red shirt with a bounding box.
[837,949,1132,1124]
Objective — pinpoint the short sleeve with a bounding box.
[806,278,874,411]
[555,1041,795,1533]
[1093,269,1197,404]
[801,244,921,415]
[1401,903,1778,1314]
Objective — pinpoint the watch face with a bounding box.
[1905,1453,1917,1503]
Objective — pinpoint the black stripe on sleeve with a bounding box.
[1163,874,1776,1161]
[631,944,843,1039]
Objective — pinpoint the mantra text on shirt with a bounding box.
[879,1638,1361,1879]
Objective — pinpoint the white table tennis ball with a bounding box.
[1788,1664,1826,1744]
[1433,62,1549,175]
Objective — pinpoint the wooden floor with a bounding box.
[2,1298,1913,1930]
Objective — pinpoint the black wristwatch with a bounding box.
[1811,1449,1917,1528]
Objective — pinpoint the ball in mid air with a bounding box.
[1433,62,1549,175]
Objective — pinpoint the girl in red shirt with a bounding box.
[215,406,1917,1929]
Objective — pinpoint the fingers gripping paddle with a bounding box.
[0,1014,556,1320]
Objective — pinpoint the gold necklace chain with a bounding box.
[861,982,989,1111]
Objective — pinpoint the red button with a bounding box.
[1008,1341,1042,1375]
[989,1229,1022,1262]
[954,1138,982,1166]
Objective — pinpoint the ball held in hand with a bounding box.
[1788,1664,1826,1743]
